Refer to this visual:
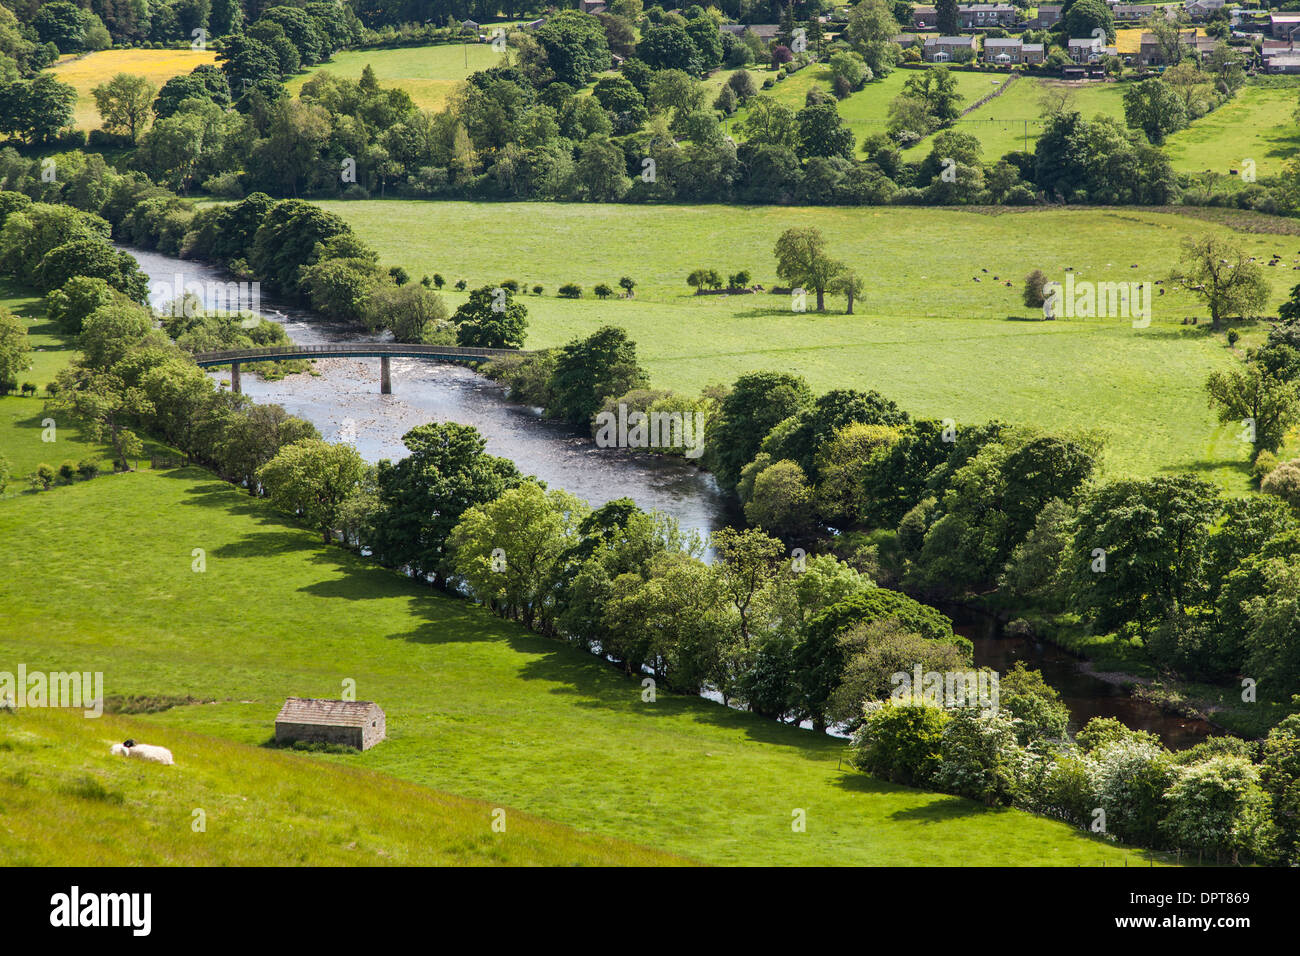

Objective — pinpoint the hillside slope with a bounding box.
[0,470,1165,866]
[0,708,686,865]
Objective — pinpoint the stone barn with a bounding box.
[275,698,386,751]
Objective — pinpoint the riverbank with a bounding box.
[978,604,1283,741]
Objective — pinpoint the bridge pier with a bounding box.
[380,356,391,394]
[230,361,241,394]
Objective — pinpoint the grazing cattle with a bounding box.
[110,739,174,765]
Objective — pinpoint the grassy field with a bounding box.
[0,468,1162,866]
[1164,83,1300,180]
[50,49,218,131]
[285,43,505,111]
[0,707,686,865]
[948,77,1129,161]
[316,199,1300,492]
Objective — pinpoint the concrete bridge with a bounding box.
[192,343,530,394]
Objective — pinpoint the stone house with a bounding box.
[1136,29,1199,66]
[923,35,978,61]
[958,3,1018,28]
[275,698,387,751]
[1036,3,1063,28]
[1271,14,1300,40]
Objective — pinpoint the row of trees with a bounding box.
[854,696,1300,864]
[0,157,511,348]
[482,318,1300,702]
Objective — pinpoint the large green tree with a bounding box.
[1206,364,1300,460]
[773,226,844,312]
[535,11,612,86]
[370,422,523,585]
[1174,234,1270,331]
[92,73,157,142]
[1070,475,1223,630]
[448,481,588,631]
[0,307,29,389]
[257,439,368,543]
[547,325,648,425]
[706,370,812,489]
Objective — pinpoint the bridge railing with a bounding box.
[193,343,532,364]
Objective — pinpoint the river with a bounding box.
[130,246,1220,749]
[131,247,737,543]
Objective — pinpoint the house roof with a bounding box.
[1272,13,1300,22]
[1139,29,1198,42]
[1022,43,1045,51]
[722,23,780,38]
[925,35,977,44]
[1038,4,1063,11]
[276,697,382,728]
[984,38,1022,46]
[960,3,1015,10]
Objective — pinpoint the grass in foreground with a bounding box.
[318,199,1299,492]
[0,469,1166,865]
[0,707,685,865]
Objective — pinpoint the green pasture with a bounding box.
[0,469,1165,866]
[319,199,1300,491]
[0,707,686,866]
[1164,82,1300,181]
[285,42,506,111]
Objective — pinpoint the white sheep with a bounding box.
[110,739,174,765]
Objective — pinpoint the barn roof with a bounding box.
[276,697,380,727]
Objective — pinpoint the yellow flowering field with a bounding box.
[49,48,219,130]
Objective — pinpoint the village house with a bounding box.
[578,0,608,14]
[1035,4,1063,28]
[1111,4,1158,22]
[911,4,1016,30]
[1184,0,1225,19]
[1263,38,1296,68]
[1136,29,1200,66]
[1067,36,1114,62]
[982,37,1043,63]
[982,37,1021,63]
[720,23,780,41]
[924,35,978,61]
[275,698,387,751]
[1271,13,1300,40]
[958,3,1018,28]
[1267,52,1300,74]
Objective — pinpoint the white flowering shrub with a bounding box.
[934,708,1028,806]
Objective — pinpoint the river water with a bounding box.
[130,247,1219,748]
[132,247,736,542]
